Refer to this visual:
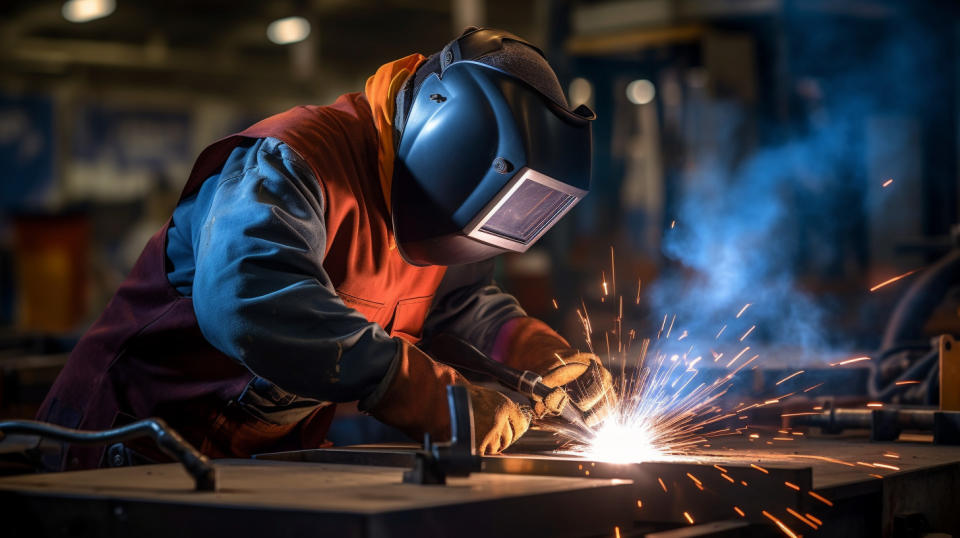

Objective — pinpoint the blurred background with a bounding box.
[1,0,958,432]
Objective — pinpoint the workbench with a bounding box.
[1,430,958,537]
[0,458,633,538]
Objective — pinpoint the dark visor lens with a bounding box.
[479,179,577,244]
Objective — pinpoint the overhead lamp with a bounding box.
[626,79,656,105]
[568,77,593,107]
[267,16,311,45]
[62,0,116,23]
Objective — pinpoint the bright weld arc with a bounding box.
[559,296,808,469]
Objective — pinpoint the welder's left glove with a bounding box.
[494,317,616,427]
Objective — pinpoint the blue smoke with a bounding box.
[646,16,944,360]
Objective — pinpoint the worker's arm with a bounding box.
[170,137,527,452]
[183,138,395,404]
[421,260,616,427]
[421,260,526,355]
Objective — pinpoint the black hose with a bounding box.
[868,349,938,400]
[0,418,215,491]
[881,249,960,349]
[873,341,936,361]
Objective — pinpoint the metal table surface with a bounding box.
[257,431,960,537]
[0,458,634,538]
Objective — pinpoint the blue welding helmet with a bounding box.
[391,28,595,266]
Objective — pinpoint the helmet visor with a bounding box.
[464,167,585,250]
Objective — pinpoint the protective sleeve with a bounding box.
[189,138,399,403]
[420,259,527,355]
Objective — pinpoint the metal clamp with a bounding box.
[403,385,481,485]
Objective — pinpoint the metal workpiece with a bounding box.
[257,433,960,536]
[0,459,634,538]
[257,442,811,528]
[0,418,216,491]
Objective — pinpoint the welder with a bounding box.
[37,27,615,470]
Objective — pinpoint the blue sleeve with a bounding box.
[186,138,399,403]
[422,259,527,354]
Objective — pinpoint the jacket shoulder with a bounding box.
[241,93,374,156]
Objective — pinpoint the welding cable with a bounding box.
[920,356,940,405]
[881,250,960,350]
[867,349,938,401]
[872,341,935,362]
[0,418,216,491]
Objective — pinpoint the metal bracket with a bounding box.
[402,385,481,485]
[940,334,960,411]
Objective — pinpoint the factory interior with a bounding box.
[1,0,959,536]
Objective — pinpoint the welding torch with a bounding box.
[429,333,596,440]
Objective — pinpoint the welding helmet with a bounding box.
[392,28,595,266]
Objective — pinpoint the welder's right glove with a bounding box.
[465,384,531,454]
[362,340,530,455]
[494,317,617,427]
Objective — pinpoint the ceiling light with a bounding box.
[626,79,656,105]
[267,16,311,45]
[568,77,593,107]
[62,0,115,23]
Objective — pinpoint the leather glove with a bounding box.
[466,384,531,454]
[362,340,530,454]
[494,317,616,427]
